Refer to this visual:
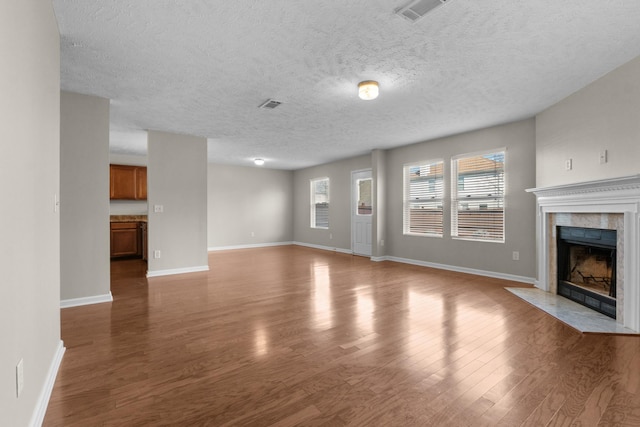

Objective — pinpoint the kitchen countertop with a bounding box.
[110,215,147,223]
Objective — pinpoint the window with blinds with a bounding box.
[310,177,329,229]
[451,149,505,242]
[403,160,444,236]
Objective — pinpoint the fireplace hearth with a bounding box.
[556,226,616,318]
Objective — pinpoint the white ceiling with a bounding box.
[53,0,640,170]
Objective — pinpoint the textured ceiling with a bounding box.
[53,0,640,170]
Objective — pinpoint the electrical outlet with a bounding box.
[380,239,385,246]
[565,159,572,171]
[329,233,333,240]
[154,250,161,259]
[250,231,255,237]
[512,251,520,261]
[154,204,163,213]
[16,359,24,397]
[599,150,608,164]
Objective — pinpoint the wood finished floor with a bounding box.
[44,246,640,426]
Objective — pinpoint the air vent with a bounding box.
[395,0,449,23]
[258,99,282,109]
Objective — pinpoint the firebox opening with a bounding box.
[557,226,617,319]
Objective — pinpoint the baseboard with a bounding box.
[146,265,210,278]
[385,256,536,285]
[29,340,65,427]
[370,256,388,262]
[293,241,352,255]
[208,241,293,252]
[60,292,113,308]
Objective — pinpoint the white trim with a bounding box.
[146,265,210,278]
[370,256,388,262]
[60,292,113,308]
[29,340,65,427]
[208,241,293,251]
[293,241,352,255]
[385,256,535,285]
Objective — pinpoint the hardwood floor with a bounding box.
[44,246,640,426]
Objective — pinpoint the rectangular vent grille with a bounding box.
[258,99,282,109]
[395,0,449,22]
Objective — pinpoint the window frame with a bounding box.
[450,148,506,243]
[402,159,445,237]
[310,177,330,229]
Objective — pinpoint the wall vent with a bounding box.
[258,99,282,109]
[395,0,450,23]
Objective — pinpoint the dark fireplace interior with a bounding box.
[556,226,617,319]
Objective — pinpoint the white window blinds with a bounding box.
[451,150,505,242]
[311,177,329,229]
[403,160,444,236]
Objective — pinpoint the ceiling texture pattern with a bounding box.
[53,0,640,170]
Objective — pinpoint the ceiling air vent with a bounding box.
[395,0,449,23]
[258,99,282,109]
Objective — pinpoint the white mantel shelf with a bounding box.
[526,174,640,198]
[527,174,640,333]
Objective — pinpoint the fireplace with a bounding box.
[527,175,640,333]
[556,226,616,318]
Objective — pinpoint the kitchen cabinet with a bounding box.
[110,164,147,200]
[111,222,141,258]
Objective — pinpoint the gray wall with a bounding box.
[60,91,111,301]
[208,164,293,248]
[147,131,208,274]
[372,149,387,258]
[293,155,372,251]
[109,153,148,215]
[385,119,537,279]
[0,1,61,425]
[536,55,640,188]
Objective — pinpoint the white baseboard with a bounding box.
[146,265,210,278]
[293,241,352,255]
[208,241,293,252]
[382,256,536,285]
[30,340,65,427]
[60,292,113,308]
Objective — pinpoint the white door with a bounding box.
[352,169,373,256]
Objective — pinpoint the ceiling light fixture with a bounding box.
[358,80,379,100]
[254,158,265,166]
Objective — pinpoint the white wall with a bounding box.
[0,1,62,425]
[147,131,208,275]
[109,153,148,215]
[207,164,293,248]
[536,55,640,188]
[385,119,536,279]
[293,155,372,251]
[60,91,111,302]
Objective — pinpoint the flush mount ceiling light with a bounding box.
[254,158,265,166]
[358,80,379,100]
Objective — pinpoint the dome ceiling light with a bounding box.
[358,80,379,100]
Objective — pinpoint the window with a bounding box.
[451,149,505,242]
[311,177,329,229]
[403,160,444,236]
[356,178,372,216]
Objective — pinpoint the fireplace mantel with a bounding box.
[526,175,640,332]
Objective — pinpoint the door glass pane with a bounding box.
[357,178,372,216]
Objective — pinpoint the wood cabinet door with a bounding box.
[135,167,147,200]
[111,222,139,257]
[110,165,137,199]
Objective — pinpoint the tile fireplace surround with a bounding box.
[527,175,640,333]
